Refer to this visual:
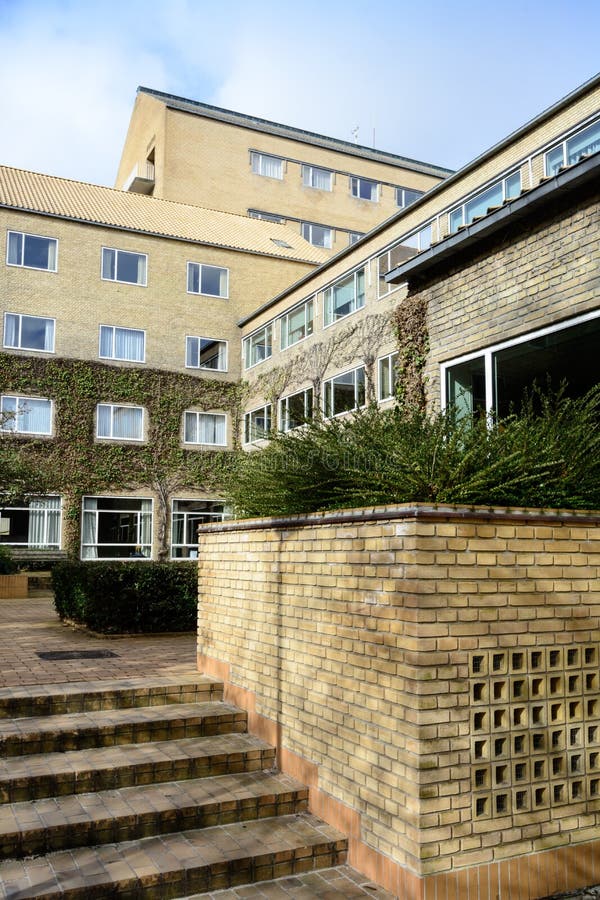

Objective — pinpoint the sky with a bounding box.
[0,0,598,188]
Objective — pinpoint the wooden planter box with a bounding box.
[0,574,29,599]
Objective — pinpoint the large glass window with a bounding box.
[171,499,225,559]
[449,172,521,233]
[251,152,284,179]
[96,404,144,441]
[99,325,145,362]
[324,367,366,417]
[101,248,147,285]
[4,313,54,352]
[187,263,229,298]
[185,336,227,371]
[244,405,272,443]
[184,412,227,446]
[0,496,61,549]
[7,231,57,271]
[545,119,600,176]
[301,223,333,249]
[280,388,314,432]
[378,352,399,401]
[350,177,378,201]
[302,165,333,191]
[243,324,272,368]
[280,299,313,350]
[81,496,152,559]
[323,268,365,327]
[1,395,52,435]
[377,227,432,296]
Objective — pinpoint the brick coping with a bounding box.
[199,502,600,534]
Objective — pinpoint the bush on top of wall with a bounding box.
[52,561,197,633]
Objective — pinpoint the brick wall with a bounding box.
[197,504,600,899]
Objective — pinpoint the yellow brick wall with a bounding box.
[197,504,600,895]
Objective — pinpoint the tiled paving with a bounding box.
[184,865,396,898]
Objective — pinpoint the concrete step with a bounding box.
[0,732,275,803]
[0,812,347,899]
[0,701,247,757]
[0,675,222,719]
[0,771,308,860]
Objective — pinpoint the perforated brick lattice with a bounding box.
[470,645,600,819]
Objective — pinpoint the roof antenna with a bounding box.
[351,125,359,144]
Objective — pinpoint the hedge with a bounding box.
[52,561,197,634]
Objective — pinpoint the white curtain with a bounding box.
[114,328,144,362]
[139,500,152,551]
[7,232,21,265]
[4,314,18,347]
[20,399,51,434]
[113,406,142,439]
[27,496,61,548]
[82,497,98,559]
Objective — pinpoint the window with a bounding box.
[244,405,272,443]
[271,238,293,248]
[7,231,57,271]
[301,223,333,249]
[0,496,61,549]
[96,404,144,441]
[186,336,227,371]
[280,299,313,350]
[378,353,399,401]
[187,262,229,298]
[251,152,284,179]
[280,388,313,433]
[1,395,52,435]
[4,313,54,352]
[248,210,284,223]
[99,325,145,362]
[243,324,272,368]
[396,187,424,208]
[81,496,152,559]
[545,119,600,176]
[323,268,365,327]
[377,226,432,296]
[302,165,333,191]
[101,248,147,285]
[449,172,521,233]
[184,411,227,446]
[443,313,600,421]
[348,232,364,246]
[324,367,366,418]
[350,177,378,201]
[171,499,225,558]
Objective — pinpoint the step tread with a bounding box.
[0,733,274,802]
[0,813,346,898]
[0,771,308,857]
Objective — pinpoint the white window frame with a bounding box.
[0,496,62,549]
[81,495,153,560]
[544,117,600,177]
[448,171,521,234]
[350,177,378,202]
[279,388,314,433]
[186,262,229,298]
[244,405,272,444]
[185,336,228,372]
[322,268,366,328]
[99,325,146,363]
[302,165,333,191]
[0,395,53,436]
[250,152,284,180]
[243,324,273,369]
[378,352,399,401]
[323,366,366,418]
[183,411,227,447]
[170,498,225,559]
[3,313,55,353]
[6,230,58,272]
[96,404,145,442]
[101,247,147,286]
[280,299,314,351]
[301,223,333,249]
[396,186,424,208]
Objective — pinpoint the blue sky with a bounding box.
[0,0,598,187]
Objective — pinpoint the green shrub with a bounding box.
[0,545,18,575]
[226,384,600,517]
[52,561,197,633]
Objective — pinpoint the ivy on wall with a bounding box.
[0,354,243,558]
[391,294,429,410]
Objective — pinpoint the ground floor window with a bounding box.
[443,312,600,419]
[81,496,152,559]
[324,366,366,417]
[171,499,225,558]
[0,496,61,548]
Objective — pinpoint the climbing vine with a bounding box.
[0,354,242,558]
[391,294,429,410]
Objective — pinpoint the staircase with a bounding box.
[0,674,347,898]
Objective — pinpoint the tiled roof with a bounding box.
[0,165,329,264]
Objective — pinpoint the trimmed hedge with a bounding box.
[52,561,197,634]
